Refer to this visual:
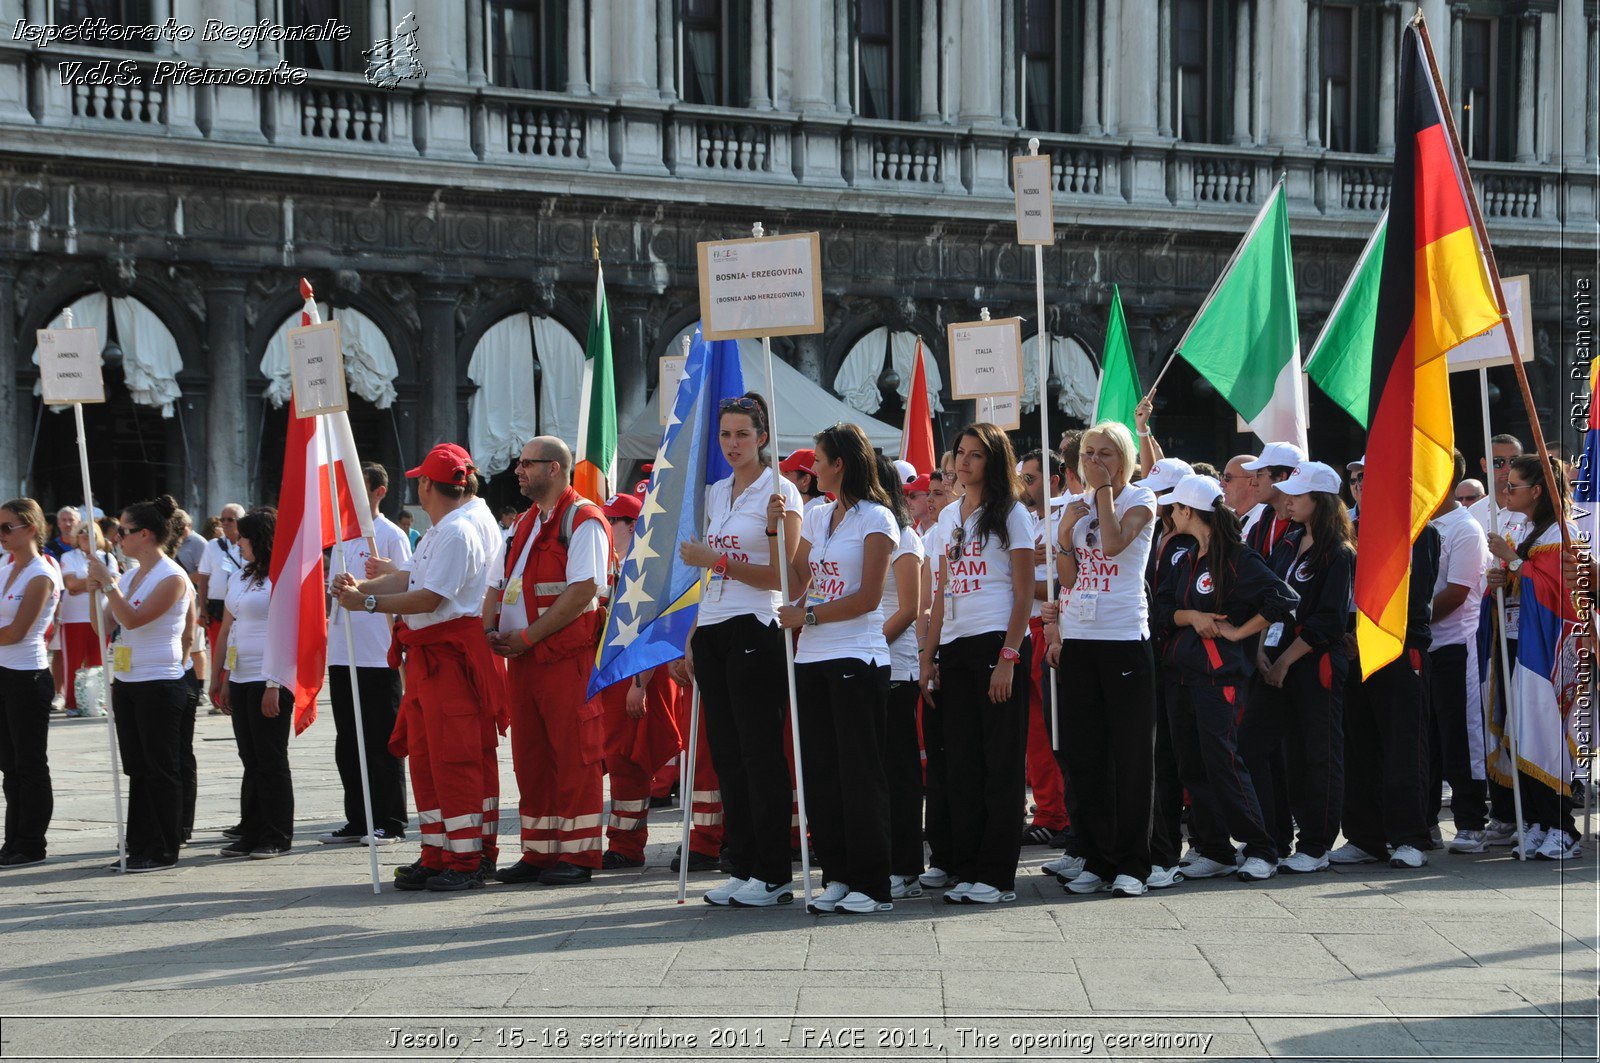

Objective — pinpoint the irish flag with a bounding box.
[575,261,617,503]
[1175,179,1306,450]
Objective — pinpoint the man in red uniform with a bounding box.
[332,444,505,893]
[488,437,612,886]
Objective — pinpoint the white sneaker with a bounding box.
[1279,851,1329,874]
[1328,842,1381,865]
[960,882,1017,905]
[1447,829,1489,854]
[1041,854,1086,883]
[1238,856,1278,881]
[1513,825,1549,861]
[1110,874,1148,897]
[728,878,795,907]
[918,866,950,889]
[1534,829,1582,861]
[703,876,748,906]
[1178,848,1202,867]
[1389,845,1427,869]
[1484,819,1519,846]
[807,881,850,913]
[1178,854,1235,879]
[1145,865,1184,890]
[942,881,974,904]
[360,829,402,846]
[836,890,893,914]
[1064,870,1110,894]
[889,874,923,899]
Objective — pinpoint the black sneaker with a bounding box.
[671,847,718,873]
[494,860,543,885]
[126,856,177,874]
[1021,824,1054,847]
[1048,829,1071,850]
[249,844,291,860]
[648,794,674,808]
[602,851,645,870]
[0,852,44,868]
[218,842,253,859]
[426,868,484,892]
[220,825,246,841]
[539,862,593,885]
[394,859,431,886]
[317,826,363,844]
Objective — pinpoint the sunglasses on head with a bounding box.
[720,397,759,413]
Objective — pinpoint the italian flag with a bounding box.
[1176,179,1306,450]
[575,260,616,503]
[1092,284,1141,438]
[1306,212,1386,429]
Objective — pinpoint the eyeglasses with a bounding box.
[1350,473,1364,484]
[1492,457,1512,469]
[0,521,30,535]
[220,516,237,523]
[515,456,558,470]
[1020,472,1038,486]
[720,397,759,412]
[1505,482,1535,493]
[1220,473,1243,483]
[117,524,142,537]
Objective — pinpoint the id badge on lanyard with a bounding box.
[1263,622,1285,648]
[1072,588,1099,623]
[502,576,523,605]
[704,555,728,603]
[113,644,133,673]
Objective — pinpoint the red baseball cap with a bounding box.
[407,443,476,485]
[603,493,642,521]
[905,473,932,495]
[779,448,815,475]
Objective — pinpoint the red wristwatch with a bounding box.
[999,646,1021,663]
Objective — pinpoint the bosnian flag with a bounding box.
[262,284,373,733]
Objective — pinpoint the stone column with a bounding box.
[418,282,461,449]
[1557,0,1586,164]
[256,0,279,62]
[203,272,249,519]
[567,1,590,95]
[1515,13,1537,162]
[1589,15,1599,163]
[0,262,17,501]
[791,0,830,110]
[657,0,676,98]
[1100,0,1120,134]
[466,0,485,85]
[958,0,1002,124]
[610,0,657,99]
[608,292,651,427]
[835,0,853,112]
[1265,0,1307,147]
[1157,0,1172,136]
[1117,0,1157,136]
[920,0,940,121]
[1305,1,1322,148]
[1001,0,1016,126]
[1080,0,1101,135]
[750,0,771,109]
[1378,2,1397,152]
[1232,0,1251,144]
[418,4,467,83]
[150,0,172,53]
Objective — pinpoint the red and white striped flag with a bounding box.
[262,284,371,733]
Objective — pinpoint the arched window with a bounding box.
[464,313,585,476]
[855,0,922,121]
[489,0,568,91]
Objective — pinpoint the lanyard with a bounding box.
[811,503,860,569]
[713,471,768,538]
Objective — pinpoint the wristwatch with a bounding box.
[804,609,818,626]
[1507,558,1523,573]
[363,594,379,613]
[999,646,1021,663]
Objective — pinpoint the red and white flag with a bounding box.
[262,285,371,733]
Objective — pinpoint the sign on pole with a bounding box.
[1012,154,1055,246]
[659,355,688,425]
[1447,275,1533,374]
[947,317,1025,400]
[976,393,1022,430]
[36,327,105,405]
[696,232,824,340]
[289,320,349,417]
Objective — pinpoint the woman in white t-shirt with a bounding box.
[920,423,1035,905]
[773,427,899,914]
[873,455,927,897]
[0,498,64,867]
[675,393,804,908]
[86,494,192,873]
[1047,420,1158,899]
[59,522,117,718]
[210,508,294,860]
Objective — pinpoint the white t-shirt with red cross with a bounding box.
[698,468,804,628]
[1061,484,1158,641]
[934,497,1036,645]
[795,499,899,667]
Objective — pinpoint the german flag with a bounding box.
[1354,18,1503,676]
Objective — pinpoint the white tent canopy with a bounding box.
[261,304,400,410]
[463,313,585,475]
[832,327,944,415]
[620,327,901,461]
[42,293,184,417]
[1020,333,1098,421]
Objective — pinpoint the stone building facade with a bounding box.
[0,0,1593,517]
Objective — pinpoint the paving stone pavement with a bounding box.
[3,700,1596,1062]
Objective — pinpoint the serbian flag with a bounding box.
[1511,539,1583,796]
[261,285,372,732]
[900,337,937,476]
[1353,21,1503,677]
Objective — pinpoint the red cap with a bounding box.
[603,493,642,521]
[406,443,476,485]
[633,479,650,497]
[779,448,815,475]
[906,473,932,495]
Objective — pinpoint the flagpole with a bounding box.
[1024,140,1062,753]
[62,303,127,872]
[1144,174,1288,400]
[1478,369,1527,854]
[751,221,814,910]
[677,337,704,907]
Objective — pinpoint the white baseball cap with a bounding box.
[1276,461,1343,496]
[892,459,918,484]
[1346,456,1366,472]
[1134,458,1194,495]
[1156,473,1224,512]
[1242,442,1308,471]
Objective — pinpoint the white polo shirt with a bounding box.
[698,469,804,628]
[795,499,898,667]
[197,536,242,602]
[403,506,492,630]
[328,513,412,668]
[934,498,1036,644]
[1429,505,1489,649]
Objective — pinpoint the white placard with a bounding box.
[976,393,1021,431]
[1012,155,1055,245]
[35,327,105,405]
[289,320,349,417]
[659,355,688,425]
[1447,275,1533,373]
[697,232,824,341]
[947,318,1025,400]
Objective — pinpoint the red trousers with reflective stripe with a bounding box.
[397,652,500,872]
[1025,617,1070,831]
[650,693,726,857]
[601,682,652,861]
[507,652,605,868]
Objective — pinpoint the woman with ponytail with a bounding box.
[0,498,63,867]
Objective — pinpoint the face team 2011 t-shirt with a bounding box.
[1061,484,1158,641]
[935,498,1036,645]
[795,499,899,667]
[697,468,804,628]
[881,525,925,681]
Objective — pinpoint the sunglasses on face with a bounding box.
[1492,457,1512,469]
[1350,473,1364,484]
[0,521,30,535]
[117,525,142,537]
[1505,482,1534,493]
[515,457,558,470]
[1020,472,1038,486]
